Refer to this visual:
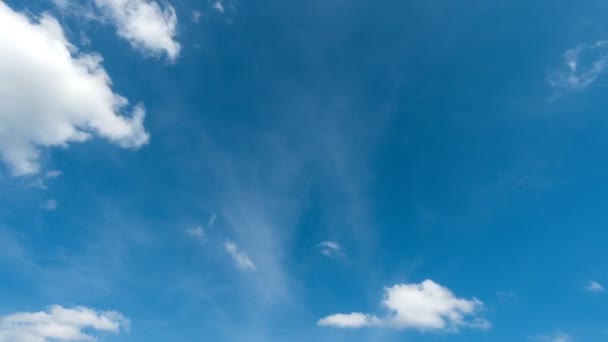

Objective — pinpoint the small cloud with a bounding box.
[318,313,380,328]
[549,41,608,90]
[587,280,604,293]
[319,279,489,331]
[185,225,205,242]
[213,1,224,13]
[94,0,181,61]
[41,199,58,211]
[185,214,216,244]
[224,240,256,271]
[318,241,342,257]
[530,332,572,342]
[192,10,202,23]
[0,305,129,341]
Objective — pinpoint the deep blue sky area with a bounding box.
[1,0,608,341]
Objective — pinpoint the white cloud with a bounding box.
[318,241,341,257]
[319,279,489,331]
[586,280,604,293]
[41,199,58,211]
[549,41,608,90]
[212,1,224,14]
[224,240,256,271]
[94,0,180,60]
[185,214,216,243]
[0,305,129,342]
[0,2,149,176]
[318,313,380,328]
[530,332,572,342]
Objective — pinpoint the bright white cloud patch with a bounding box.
[94,0,180,60]
[318,241,341,257]
[0,305,129,342]
[225,240,256,271]
[549,41,608,90]
[586,280,604,293]
[0,2,149,176]
[319,280,489,331]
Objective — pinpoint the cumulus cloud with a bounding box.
[0,2,149,176]
[549,41,608,90]
[225,240,256,271]
[94,0,180,60]
[586,280,604,293]
[0,305,129,342]
[319,280,489,331]
[318,241,342,257]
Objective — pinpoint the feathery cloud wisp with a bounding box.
[549,41,608,90]
[225,240,256,271]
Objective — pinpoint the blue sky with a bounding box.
[1,0,608,341]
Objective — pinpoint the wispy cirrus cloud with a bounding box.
[319,279,489,331]
[549,41,608,90]
[0,305,129,342]
[318,241,342,257]
[225,240,256,271]
[185,213,216,243]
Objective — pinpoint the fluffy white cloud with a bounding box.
[0,305,129,342]
[549,41,608,90]
[586,280,604,293]
[319,280,489,331]
[318,241,341,257]
[94,0,180,60]
[225,240,256,271]
[0,2,149,176]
